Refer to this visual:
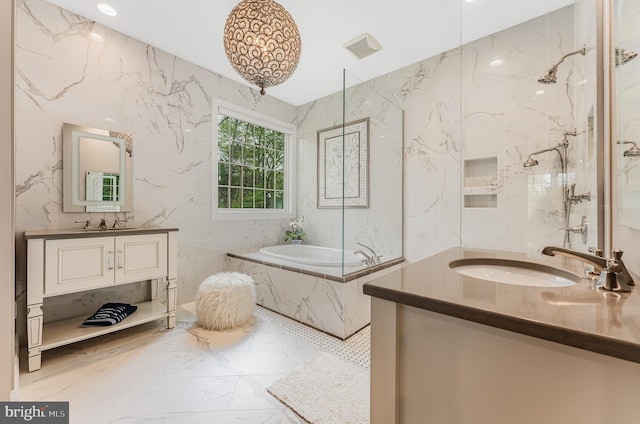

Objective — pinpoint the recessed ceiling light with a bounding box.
[489,59,503,67]
[97,3,117,17]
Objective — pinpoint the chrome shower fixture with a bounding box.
[617,140,640,157]
[615,48,638,67]
[538,45,587,84]
[522,138,569,168]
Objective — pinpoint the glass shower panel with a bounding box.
[459,1,597,253]
[340,70,404,275]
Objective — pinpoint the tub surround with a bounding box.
[365,247,640,424]
[228,254,403,339]
[228,251,405,282]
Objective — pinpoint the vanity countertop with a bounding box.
[363,247,640,364]
[24,227,179,240]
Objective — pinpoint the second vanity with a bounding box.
[25,227,178,372]
[364,247,640,424]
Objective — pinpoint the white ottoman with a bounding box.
[195,272,256,330]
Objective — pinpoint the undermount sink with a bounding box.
[449,258,580,287]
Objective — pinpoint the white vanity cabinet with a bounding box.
[25,227,178,372]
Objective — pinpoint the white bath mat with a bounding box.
[267,351,370,424]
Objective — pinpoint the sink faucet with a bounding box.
[541,246,633,292]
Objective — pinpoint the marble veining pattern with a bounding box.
[228,257,401,339]
[14,0,296,330]
[15,0,599,352]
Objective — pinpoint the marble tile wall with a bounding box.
[15,0,598,338]
[296,5,593,260]
[295,77,404,262]
[14,0,297,325]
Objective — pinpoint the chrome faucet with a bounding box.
[541,246,634,292]
[75,219,93,230]
[357,242,382,265]
[354,250,375,266]
[112,215,133,229]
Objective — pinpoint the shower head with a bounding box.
[538,45,587,84]
[538,66,558,84]
[618,140,640,157]
[615,48,638,67]
[523,156,539,167]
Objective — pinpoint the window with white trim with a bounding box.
[213,100,296,220]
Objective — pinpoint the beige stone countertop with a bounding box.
[363,247,640,364]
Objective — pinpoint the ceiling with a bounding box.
[45,0,573,106]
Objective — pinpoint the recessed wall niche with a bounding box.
[463,156,498,208]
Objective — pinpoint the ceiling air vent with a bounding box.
[343,33,383,59]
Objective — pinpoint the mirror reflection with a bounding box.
[614,0,640,229]
[62,123,133,213]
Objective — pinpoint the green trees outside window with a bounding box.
[217,115,286,209]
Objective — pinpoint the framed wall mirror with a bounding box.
[62,123,133,212]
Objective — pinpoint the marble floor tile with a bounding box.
[18,303,366,424]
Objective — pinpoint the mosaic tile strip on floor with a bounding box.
[254,306,371,368]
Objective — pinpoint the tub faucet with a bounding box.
[354,250,375,266]
[541,246,633,292]
[357,242,382,265]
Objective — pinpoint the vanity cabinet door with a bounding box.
[44,237,116,296]
[115,233,168,284]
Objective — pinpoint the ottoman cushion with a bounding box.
[195,272,256,330]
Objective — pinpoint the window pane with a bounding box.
[265,190,274,208]
[275,132,285,151]
[218,162,229,185]
[242,168,254,188]
[218,135,230,161]
[242,189,254,208]
[218,187,229,208]
[266,170,275,189]
[230,164,242,187]
[244,145,254,166]
[275,171,284,190]
[230,187,241,208]
[275,191,284,209]
[254,147,265,168]
[231,140,243,164]
[265,129,275,149]
[255,168,265,188]
[274,149,285,170]
[255,189,265,208]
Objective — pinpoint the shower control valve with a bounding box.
[566,216,588,245]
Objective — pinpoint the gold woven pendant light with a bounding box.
[223,0,302,95]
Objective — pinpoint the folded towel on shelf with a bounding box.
[81,303,138,327]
